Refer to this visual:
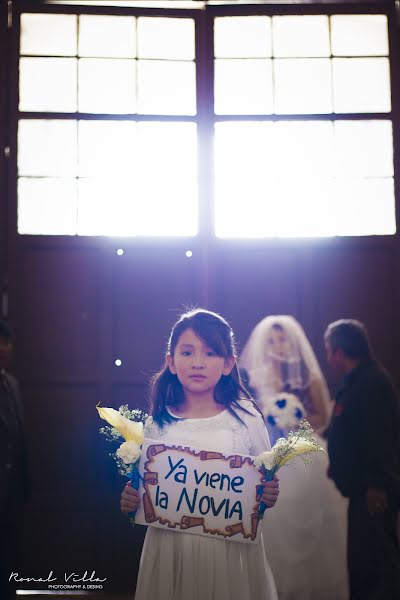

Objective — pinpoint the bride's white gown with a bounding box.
[262,433,349,600]
[134,401,278,600]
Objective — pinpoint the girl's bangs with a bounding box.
[170,309,234,358]
[191,322,230,358]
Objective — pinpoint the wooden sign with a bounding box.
[134,439,264,543]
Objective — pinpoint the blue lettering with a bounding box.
[194,469,209,486]
[229,500,243,520]
[210,497,227,516]
[199,496,211,515]
[165,456,187,484]
[209,473,221,489]
[231,476,244,493]
[177,487,198,513]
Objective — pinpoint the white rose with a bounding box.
[116,441,142,465]
[254,450,275,471]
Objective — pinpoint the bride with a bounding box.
[240,315,348,600]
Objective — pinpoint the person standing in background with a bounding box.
[0,321,30,600]
[240,315,348,600]
[325,319,400,600]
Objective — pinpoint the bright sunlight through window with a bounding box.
[214,14,395,238]
[17,14,197,236]
[16,10,396,238]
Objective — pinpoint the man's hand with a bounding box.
[366,487,388,517]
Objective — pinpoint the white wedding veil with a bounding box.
[239,315,330,406]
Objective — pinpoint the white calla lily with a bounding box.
[97,405,144,445]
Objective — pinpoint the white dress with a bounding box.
[261,432,349,600]
[134,401,278,600]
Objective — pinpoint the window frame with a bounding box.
[5,0,400,247]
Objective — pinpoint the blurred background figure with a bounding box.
[240,315,348,600]
[240,315,331,443]
[325,319,400,600]
[0,321,30,600]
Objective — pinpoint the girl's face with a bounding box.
[266,326,290,360]
[167,328,234,398]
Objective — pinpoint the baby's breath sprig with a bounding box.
[254,419,324,518]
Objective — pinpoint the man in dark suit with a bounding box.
[0,321,30,600]
[325,319,400,600]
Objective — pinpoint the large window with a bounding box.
[18,13,198,236]
[213,14,395,237]
[15,5,397,237]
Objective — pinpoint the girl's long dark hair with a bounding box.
[150,308,255,426]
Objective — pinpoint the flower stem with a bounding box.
[128,463,140,525]
[258,468,275,519]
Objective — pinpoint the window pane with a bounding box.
[215,121,274,179]
[215,59,273,114]
[18,178,77,235]
[331,15,389,57]
[19,58,77,112]
[18,120,77,177]
[333,58,391,113]
[273,121,333,177]
[215,120,333,180]
[78,59,136,113]
[334,120,393,177]
[137,61,196,115]
[214,122,333,237]
[216,176,395,237]
[77,178,136,236]
[214,122,271,236]
[215,178,270,238]
[272,16,330,57]
[135,122,198,235]
[215,176,334,238]
[20,13,77,56]
[138,17,195,59]
[274,59,332,114]
[214,121,395,237]
[77,123,198,236]
[331,179,395,235]
[78,121,137,176]
[214,16,271,58]
[261,179,334,237]
[78,15,136,58]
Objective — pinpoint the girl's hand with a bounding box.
[261,475,279,508]
[120,482,141,514]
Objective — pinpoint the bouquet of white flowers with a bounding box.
[254,419,324,518]
[97,404,149,523]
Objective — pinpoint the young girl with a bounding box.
[120,309,279,600]
[240,315,348,600]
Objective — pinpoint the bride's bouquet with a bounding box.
[97,404,149,524]
[261,391,305,430]
[254,419,324,518]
